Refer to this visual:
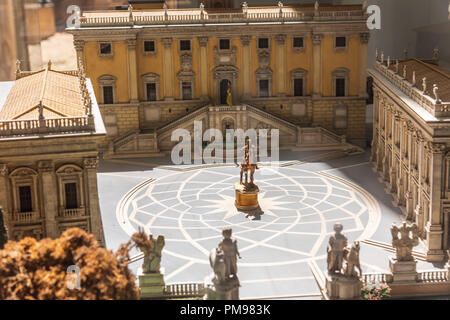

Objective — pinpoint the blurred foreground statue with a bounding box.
[325,223,362,300]
[0,207,8,250]
[205,227,241,300]
[389,222,419,282]
[132,229,166,299]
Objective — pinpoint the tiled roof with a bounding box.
[388,59,450,102]
[0,68,85,120]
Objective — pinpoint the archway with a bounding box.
[220,79,231,105]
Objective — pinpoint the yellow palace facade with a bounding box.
[69,3,369,157]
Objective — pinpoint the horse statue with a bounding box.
[343,241,362,277]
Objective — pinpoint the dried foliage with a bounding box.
[0,228,139,300]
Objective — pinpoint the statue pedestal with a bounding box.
[138,268,166,299]
[325,274,361,300]
[204,274,240,300]
[389,257,417,282]
[234,182,259,211]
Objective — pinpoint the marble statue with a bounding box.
[403,65,407,78]
[132,230,165,274]
[422,77,427,94]
[218,227,241,279]
[343,241,361,277]
[209,247,227,283]
[433,84,441,104]
[391,222,419,262]
[327,223,348,275]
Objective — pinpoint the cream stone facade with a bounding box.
[0,63,107,244]
[369,53,450,262]
[68,3,370,157]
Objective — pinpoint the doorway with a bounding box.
[220,79,231,105]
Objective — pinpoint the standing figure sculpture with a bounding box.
[132,230,165,274]
[239,139,259,187]
[391,222,419,261]
[0,207,8,249]
[327,223,348,275]
[218,227,241,279]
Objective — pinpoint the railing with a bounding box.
[79,8,365,27]
[113,130,139,150]
[157,105,209,136]
[361,270,449,285]
[361,273,393,284]
[59,208,86,218]
[0,116,95,137]
[418,270,449,283]
[374,61,450,118]
[164,282,205,298]
[11,211,40,222]
[245,104,297,132]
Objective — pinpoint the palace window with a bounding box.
[18,186,32,213]
[334,105,348,129]
[291,69,307,97]
[180,40,191,51]
[332,68,349,97]
[219,39,230,50]
[143,40,155,53]
[182,81,192,100]
[146,83,157,101]
[98,75,116,104]
[294,79,304,96]
[259,80,269,97]
[64,183,78,210]
[293,37,304,49]
[99,42,112,55]
[103,86,114,104]
[258,38,269,49]
[335,36,347,48]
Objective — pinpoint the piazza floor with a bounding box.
[97,149,444,300]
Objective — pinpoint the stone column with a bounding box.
[382,105,391,182]
[370,89,379,162]
[74,39,85,70]
[312,34,323,98]
[359,33,369,97]
[83,157,105,245]
[425,142,446,261]
[240,35,252,100]
[162,38,174,100]
[38,161,58,238]
[127,39,139,103]
[198,36,209,101]
[405,122,415,219]
[275,34,286,96]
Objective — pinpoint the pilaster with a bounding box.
[83,157,104,245]
[198,36,209,100]
[312,34,322,98]
[162,38,174,100]
[359,33,369,97]
[38,160,58,238]
[240,35,252,100]
[275,34,286,96]
[127,39,139,103]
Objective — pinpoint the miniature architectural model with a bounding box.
[0,61,106,244]
[369,52,450,261]
[68,3,370,158]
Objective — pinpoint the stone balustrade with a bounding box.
[11,211,40,222]
[374,61,450,118]
[361,270,449,285]
[78,7,365,28]
[0,116,95,137]
[164,282,205,298]
[59,207,86,218]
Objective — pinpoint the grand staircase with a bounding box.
[105,103,363,158]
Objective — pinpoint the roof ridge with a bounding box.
[411,58,450,79]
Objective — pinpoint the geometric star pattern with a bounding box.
[116,164,381,298]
